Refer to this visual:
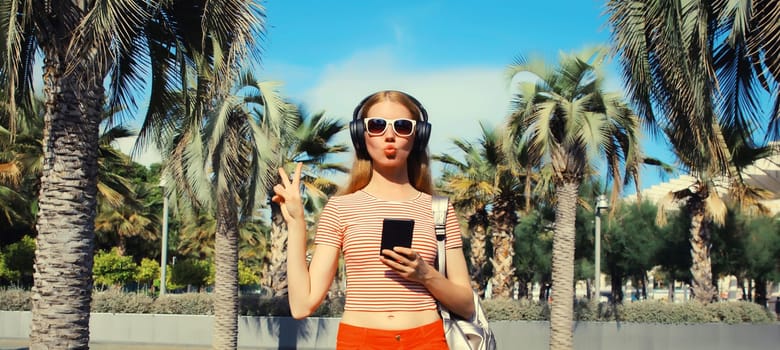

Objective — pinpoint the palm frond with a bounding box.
[66,0,150,81]
[0,161,21,185]
[0,0,36,136]
[704,188,728,225]
[655,189,686,227]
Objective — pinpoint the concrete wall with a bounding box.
[1,311,778,349]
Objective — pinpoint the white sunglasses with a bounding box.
[363,118,417,137]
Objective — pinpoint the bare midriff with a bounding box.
[340,309,441,330]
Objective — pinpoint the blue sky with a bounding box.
[118,0,680,192]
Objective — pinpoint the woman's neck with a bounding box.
[362,168,419,201]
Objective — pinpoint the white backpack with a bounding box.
[433,195,497,350]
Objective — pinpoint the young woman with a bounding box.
[272,90,474,349]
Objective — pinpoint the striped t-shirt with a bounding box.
[314,190,463,312]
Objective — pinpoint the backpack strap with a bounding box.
[432,195,454,321]
[432,195,448,275]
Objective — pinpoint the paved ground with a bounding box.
[0,339,303,350]
[0,339,210,350]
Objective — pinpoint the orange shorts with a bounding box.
[336,319,449,350]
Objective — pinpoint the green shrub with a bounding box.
[707,301,775,324]
[135,258,160,289]
[0,253,8,283]
[92,289,154,314]
[1,288,777,324]
[238,261,260,286]
[660,301,716,323]
[170,259,210,290]
[574,299,598,321]
[0,236,35,286]
[602,300,717,324]
[237,294,344,317]
[154,264,184,291]
[0,287,31,311]
[238,294,291,316]
[153,293,214,315]
[481,298,777,324]
[483,297,548,321]
[93,249,138,288]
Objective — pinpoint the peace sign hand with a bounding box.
[271,162,305,223]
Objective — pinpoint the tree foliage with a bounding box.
[93,249,139,288]
[0,235,35,286]
[602,201,662,302]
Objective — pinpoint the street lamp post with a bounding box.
[594,194,608,301]
[159,180,169,296]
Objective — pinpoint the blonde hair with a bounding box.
[340,90,434,195]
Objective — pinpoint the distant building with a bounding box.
[626,149,780,214]
[624,148,780,300]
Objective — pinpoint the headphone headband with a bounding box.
[352,91,429,122]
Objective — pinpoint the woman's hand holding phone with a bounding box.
[380,247,434,284]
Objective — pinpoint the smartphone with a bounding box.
[380,218,415,255]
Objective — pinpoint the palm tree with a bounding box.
[1,1,154,341]
[1,1,265,346]
[178,211,217,260]
[176,211,269,280]
[481,131,525,299]
[153,72,291,348]
[93,184,159,256]
[93,113,165,256]
[1,96,161,255]
[654,126,774,301]
[505,47,641,350]
[606,0,779,303]
[435,125,503,296]
[173,193,270,290]
[236,219,270,270]
[264,105,349,297]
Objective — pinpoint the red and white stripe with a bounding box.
[315,190,462,311]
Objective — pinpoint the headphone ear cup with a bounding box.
[349,119,369,159]
[414,121,431,154]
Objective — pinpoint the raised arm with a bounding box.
[272,163,339,319]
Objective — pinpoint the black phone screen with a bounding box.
[380,218,414,255]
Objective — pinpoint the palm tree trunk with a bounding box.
[468,208,489,296]
[213,197,240,349]
[524,164,532,213]
[30,58,102,348]
[117,235,127,256]
[550,180,579,350]
[609,272,624,303]
[688,196,716,303]
[269,200,289,297]
[754,278,767,306]
[633,176,643,203]
[488,197,517,298]
[469,223,488,294]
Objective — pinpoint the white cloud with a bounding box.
[114,137,162,167]
[115,47,516,173]
[299,47,514,169]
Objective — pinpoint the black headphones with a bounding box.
[349,90,431,159]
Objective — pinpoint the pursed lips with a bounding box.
[384,146,397,158]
